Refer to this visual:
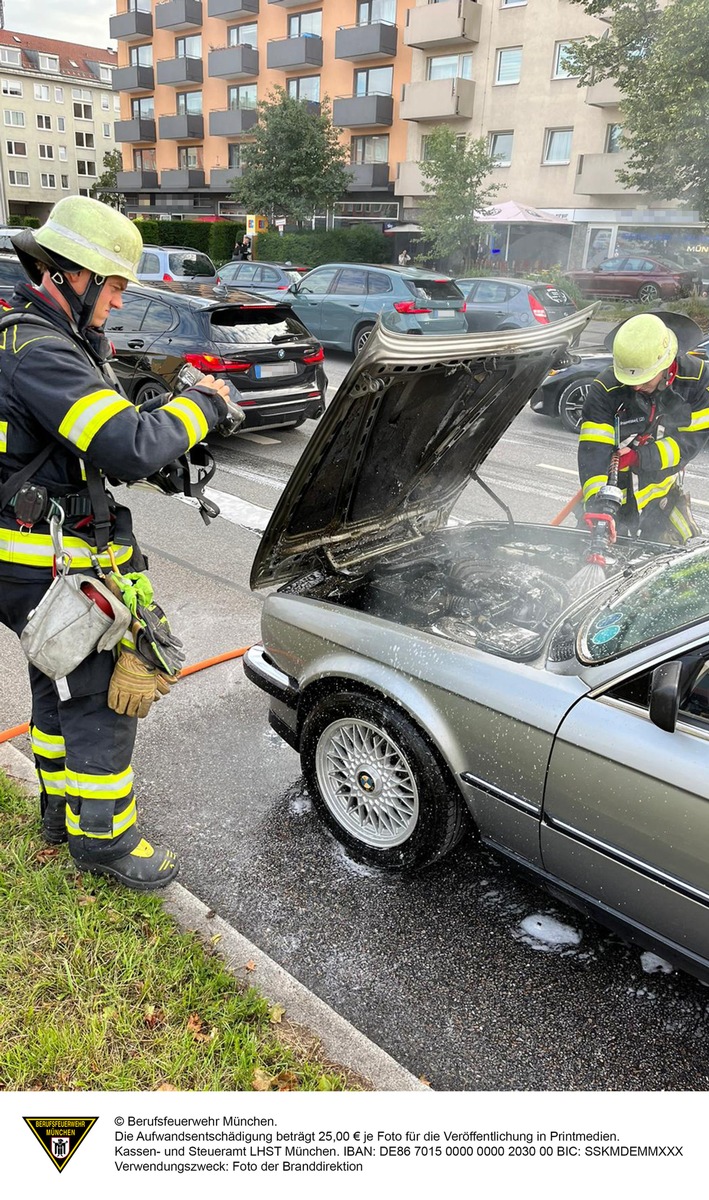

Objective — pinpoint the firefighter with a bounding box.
[0,195,231,890]
[578,313,709,544]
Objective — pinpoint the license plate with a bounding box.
[254,361,297,378]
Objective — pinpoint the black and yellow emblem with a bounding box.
[23,1116,98,1172]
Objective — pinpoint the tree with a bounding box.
[91,149,124,210]
[566,0,709,219]
[230,87,350,226]
[416,127,499,273]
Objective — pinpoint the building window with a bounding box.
[61,174,70,189]
[287,75,320,102]
[78,187,91,197]
[34,83,50,100]
[38,54,60,72]
[8,170,30,186]
[129,45,153,67]
[1,78,22,96]
[489,130,513,166]
[606,123,622,153]
[114,96,121,111]
[40,172,57,188]
[38,144,54,159]
[3,111,25,127]
[496,47,522,84]
[543,127,573,164]
[175,35,201,59]
[58,146,67,160]
[101,94,110,110]
[502,0,526,6]
[99,65,112,82]
[357,0,396,23]
[354,65,393,96]
[228,143,242,169]
[6,140,27,156]
[351,134,389,164]
[553,41,580,79]
[288,10,322,37]
[178,145,203,169]
[132,96,154,118]
[37,114,52,131]
[77,160,97,176]
[228,22,257,47]
[176,91,203,115]
[57,117,65,132]
[421,131,465,159]
[426,53,473,81]
[75,131,95,148]
[0,48,21,66]
[134,148,156,170]
[74,102,93,120]
[102,123,111,138]
[55,86,64,102]
[228,83,257,110]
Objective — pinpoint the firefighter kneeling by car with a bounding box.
[0,195,236,890]
[578,312,709,544]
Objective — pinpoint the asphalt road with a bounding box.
[3,324,709,1092]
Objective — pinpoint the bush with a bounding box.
[254,226,390,267]
[210,221,244,266]
[15,216,40,228]
[130,219,245,266]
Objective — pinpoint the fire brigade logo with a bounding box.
[23,1117,98,1173]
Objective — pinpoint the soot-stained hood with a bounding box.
[250,308,595,589]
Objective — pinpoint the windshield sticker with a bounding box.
[591,624,621,646]
[594,611,623,628]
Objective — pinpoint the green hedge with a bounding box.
[15,216,40,228]
[130,219,245,266]
[255,226,390,267]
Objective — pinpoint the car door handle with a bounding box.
[127,339,145,349]
[348,303,361,308]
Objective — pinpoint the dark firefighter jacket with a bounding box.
[0,282,228,581]
[578,351,709,517]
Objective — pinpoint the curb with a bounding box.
[0,740,426,1093]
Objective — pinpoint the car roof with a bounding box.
[457,276,568,289]
[130,281,290,309]
[141,245,215,255]
[305,262,455,280]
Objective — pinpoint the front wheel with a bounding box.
[352,324,375,356]
[300,692,468,871]
[637,282,660,303]
[558,376,594,434]
[133,380,165,407]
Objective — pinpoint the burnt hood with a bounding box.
[250,308,595,589]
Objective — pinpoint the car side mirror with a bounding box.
[649,660,682,732]
[288,283,300,295]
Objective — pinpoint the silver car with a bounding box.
[244,310,709,984]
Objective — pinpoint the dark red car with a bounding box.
[566,255,694,303]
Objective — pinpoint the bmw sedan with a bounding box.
[244,309,709,985]
[566,255,694,303]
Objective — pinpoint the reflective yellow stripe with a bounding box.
[36,768,65,796]
[579,421,615,444]
[669,507,693,542]
[635,475,677,510]
[30,727,65,759]
[161,396,209,447]
[656,436,681,470]
[65,766,134,801]
[678,406,709,432]
[58,389,132,452]
[66,796,137,840]
[0,527,133,569]
[0,420,6,453]
[583,475,607,503]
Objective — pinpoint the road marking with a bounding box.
[177,487,273,531]
[538,463,578,476]
[237,432,281,445]
[217,460,286,491]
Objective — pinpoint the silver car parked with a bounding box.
[245,309,709,985]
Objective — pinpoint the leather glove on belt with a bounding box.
[108,648,166,719]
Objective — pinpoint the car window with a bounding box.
[681,658,709,726]
[599,258,624,271]
[140,299,176,334]
[332,268,367,295]
[258,266,280,283]
[298,267,338,295]
[209,306,311,344]
[0,259,24,283]
[218,262,241,283]
[474,281,509,304]
[367,271,393,295]
[404,277,464,303]
[139,252,161,274]
[533,285,573,307]
[168,251,215,278]
[235,263,259,283]
[104,292,152,332]
[285,269,307,285]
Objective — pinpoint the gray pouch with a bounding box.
[21,572,131,680]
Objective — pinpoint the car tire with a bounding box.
[352,324,375,356]
[133,380,165,407]
[300,691,468,872]
[637,283,661,303]
[558,376,595,434]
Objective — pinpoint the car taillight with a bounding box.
[528,294,549,324]
[458,302,467,313]
[275,285,289,290]
[162,273,173,282]
[183,352,251,374]
[394,300,433,314]
[303,347,324,363]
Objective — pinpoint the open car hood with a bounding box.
[250,308,595,589]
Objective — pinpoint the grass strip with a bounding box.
[0,772,353,1092]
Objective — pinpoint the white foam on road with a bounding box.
[515,914,583,951]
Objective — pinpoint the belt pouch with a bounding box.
[21,573,131,680]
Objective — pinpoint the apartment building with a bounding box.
[0,31,119,223]
[111,1,705,268]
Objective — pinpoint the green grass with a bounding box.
[0,772,356,1092]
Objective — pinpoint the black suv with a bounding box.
[105,284,327,432]
[0,253,27,307]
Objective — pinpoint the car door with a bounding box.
[465,280,514,331]
[319,267,369,350]
[288,265,339,339]
[104,290,154,385]
[137,250,161,282]
[541,644,709,963]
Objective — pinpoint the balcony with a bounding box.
[112,65,154,93]
[574,151,636,196]
[267,35,323,71]
[208,45,259,79]
[114,117,156,143]
[347,163,391,191]
[208,0,257,14]
[155,0,203,31]
[159,113,204,139]
[161,168,206,189]
[117,169,159,190]
[333,93,393,128]
[209,107,258,135]
[210,167,243,188]
[109,9,153,42]
[157,56,203,86]
[585,77,622,107]
[404,0,481,49]
[267,0,307,7]
[400,76,475,121]
[335,22,398,62]
[394,161,426,198]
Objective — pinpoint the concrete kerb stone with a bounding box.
[0,740,427,1093]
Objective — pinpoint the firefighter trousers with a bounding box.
[0,577,140,862]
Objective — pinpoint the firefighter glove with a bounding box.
[618,445,639,471]
[108,649,161,719]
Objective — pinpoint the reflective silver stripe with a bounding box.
[59,389,132,452]
[42,217,138,275]
[161,396,209,446]
[65,768,134,800]
[30,729,65,759]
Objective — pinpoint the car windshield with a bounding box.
[533,286,574,307]
[168,251,215,278]
[208,306,310,344]
[578,546,709,663]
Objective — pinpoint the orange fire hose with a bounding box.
[0,645,252,745]
[550,487,583,527]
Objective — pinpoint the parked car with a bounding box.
[216,260,311,299]
[530,311,708,433]
[136,245,220,286]
[105,283,326,432]
[566,255,694,303]
[0,228,25,252]
[455,276,577,332]
[285,263,467,355]
[0,253,27,307]
[244,308,709,987]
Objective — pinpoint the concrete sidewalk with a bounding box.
[0,740,426,1093]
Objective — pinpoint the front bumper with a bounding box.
[243,644,300,749]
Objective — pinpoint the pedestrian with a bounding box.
[398,248,411,267]
[0,196,232,889]
[240,235,252,261]
[578,313,708,544]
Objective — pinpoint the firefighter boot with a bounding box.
[71,826,180,892]
[41,793,67,845]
